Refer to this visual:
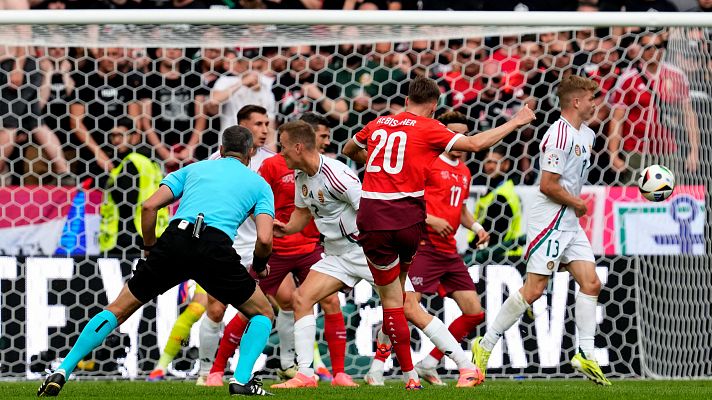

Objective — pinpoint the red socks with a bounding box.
[324,312,347,375]
[429,312,485,361]
[210,314,248,374]
[382,307,414,372]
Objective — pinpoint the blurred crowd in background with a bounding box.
[0,0,710,191]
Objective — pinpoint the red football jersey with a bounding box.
[424,155,471,253]
[609,64,689,154]
[354,112,463,231]
[258,154,320,255]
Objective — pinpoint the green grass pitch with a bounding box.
[3,379,712,400]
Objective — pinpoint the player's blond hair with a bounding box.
[557,75,598,109]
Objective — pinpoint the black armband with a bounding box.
[252,252,271,273]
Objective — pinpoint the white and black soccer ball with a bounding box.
[638,164,675,202]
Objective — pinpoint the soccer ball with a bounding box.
[638,165,675,202]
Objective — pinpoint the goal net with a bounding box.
[0,10,710,381]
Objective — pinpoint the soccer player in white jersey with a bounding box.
[197,104,278,384]
[472,75,611,386]
[270,121,482,390]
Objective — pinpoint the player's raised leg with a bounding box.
[271,270,353,388]
[566,258,611,386]
[403,290,483,387]
[474,272,547,379]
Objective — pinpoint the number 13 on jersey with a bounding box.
[366,129,407,174]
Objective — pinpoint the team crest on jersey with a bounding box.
[441,171,450,180]
[317,190,325,204]
[301,184,308,197]
[546,152,560,167]
[547,261,555,270]
[575,144,581,156]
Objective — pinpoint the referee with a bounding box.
[38,126,276,397]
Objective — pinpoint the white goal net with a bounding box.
[0,10,710,381]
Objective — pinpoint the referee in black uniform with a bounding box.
[38,126,276,397]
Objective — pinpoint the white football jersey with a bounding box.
[295,155,361,254]
[528,118,595,232]
[210,147,277,253]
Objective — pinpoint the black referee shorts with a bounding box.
[127,220,256,308]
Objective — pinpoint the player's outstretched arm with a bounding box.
[274,206,313,237]
[452,104,536,153]
[343,139,368,164]
[539,171,587,218]
[141,185,176,248]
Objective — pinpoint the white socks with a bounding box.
[419,354,439,370]
[575,292,598,359]
[422,318,473,370]
[293,315,316,377]
[276,310,296,370]
[198,317,222,376]
[482,290,529,352]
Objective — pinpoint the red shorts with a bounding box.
[359,222,425,286]
[408,240,475,295]
[252,246,323,296]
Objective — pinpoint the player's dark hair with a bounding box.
[437,111,469,127]
[299,112,331,130]
[407,75,441,105]
[237,104,267,124]
[222,125,254,156]
[279,120,316,150]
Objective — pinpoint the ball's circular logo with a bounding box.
[301,184,308,197]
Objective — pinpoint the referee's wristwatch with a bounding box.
[142,243,155,251]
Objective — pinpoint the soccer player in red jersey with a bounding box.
[343,75,535,388]
[410,111,489,383]
[205,113,346,387]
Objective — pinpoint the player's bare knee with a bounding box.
[580,275,601,296]
[520,285,544,305]
[291,288,312,315]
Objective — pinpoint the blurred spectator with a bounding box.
[487,35,525,96]
[0,52,71,185]
[98,118,167,255]
[608,31,701,184]
[580,38,621,127]
[437,47,482,109]
[140,47,207,168]
[471,145,523,257]
[71,47,142,183]
[273,45,347,123]
[459,61,525,183]
[209,49,277,140]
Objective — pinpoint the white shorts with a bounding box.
[311,245,415,292]
[525,228,595,276]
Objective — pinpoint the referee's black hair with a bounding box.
[222,125,254,157]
